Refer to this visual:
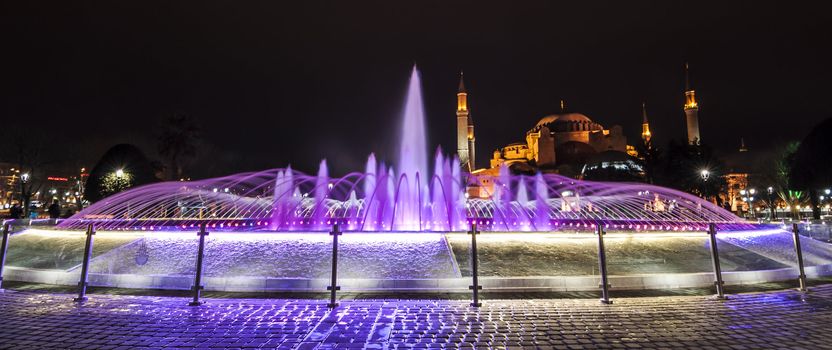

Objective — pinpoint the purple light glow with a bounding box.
[58,167,753,232]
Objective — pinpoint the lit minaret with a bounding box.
[641,102,652,145]
[456,71,475,170]
[684,63,701,144]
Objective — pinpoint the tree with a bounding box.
[789,117,832,220]
[635,139,662,184]
[0,129,50,217]
[158,114,200,180]
[756,141,802,219]
[660,140,727,206]
[84,144,157,203]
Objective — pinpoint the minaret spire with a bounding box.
[641,101,652,145]
[684,62,701,145]
[685,62,690,91]
[456,70,474,171]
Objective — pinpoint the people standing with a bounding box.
[9,203,22,219]
[48,201,61,219]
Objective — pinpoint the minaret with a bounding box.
[739,137,748,152]
[467,114,476,171]
[684,63,701,145]
[641,102,652,145]
[456,71,474,170]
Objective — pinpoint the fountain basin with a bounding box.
[4,228,830,292]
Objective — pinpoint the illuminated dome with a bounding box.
[534,113,603,132]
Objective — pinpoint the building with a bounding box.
[722,138,755,215]
[0,163,20,211]
[456,72,475,172]
[684,63,701,145]
[489,105,629,176]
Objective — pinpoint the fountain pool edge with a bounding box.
[5,265,831,293]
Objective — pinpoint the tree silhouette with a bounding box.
[789,117,832,220]
[1,129,50,217]
[158,114,200,180]
[84,144,157,203]
[661,140,727,206]
[635,139,662,184]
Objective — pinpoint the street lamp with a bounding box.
[115,169,125,178]
[767,186,776,220]
[741,188,756,218]
[697,169,711,201]
[18,172,31,216]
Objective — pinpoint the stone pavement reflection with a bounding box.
[2,285,832,349]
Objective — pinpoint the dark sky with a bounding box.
[2,1,830,177]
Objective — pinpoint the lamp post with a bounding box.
[699,169,710,201]
[19,173,30,216]
[767,187,776,220]
[740,188,756,219]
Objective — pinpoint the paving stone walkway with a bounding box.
[2,285,832,349]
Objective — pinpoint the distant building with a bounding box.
[722,138,754,214]
[0,163,19,211]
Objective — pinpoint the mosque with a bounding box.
[457,64,702,188]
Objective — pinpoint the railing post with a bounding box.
[327,223,341,308]
[707,223,726,299]
[792,223,808,292]
[596,223,612,304]
[468,222,482,307]
[74,223,95,302]
[0,223,11,291]
[189,223,209,306]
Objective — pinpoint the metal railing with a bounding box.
[0,220,817,306]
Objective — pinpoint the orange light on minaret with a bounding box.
[684,63,698,110]
[641,102,652,144]
[684,62,701,144]
[457,76,468,112]
[456,71,473,169]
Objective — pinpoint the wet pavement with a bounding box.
[1,285,832,349]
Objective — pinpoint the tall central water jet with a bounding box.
[398,65,429,184]
[396,65,430,229]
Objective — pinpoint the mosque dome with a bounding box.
[533,113,604,133]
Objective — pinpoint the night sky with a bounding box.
[2,1,830,177]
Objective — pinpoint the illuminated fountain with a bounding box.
[54,167,749,233]
[57,66,743,233]
[3,66,830,293]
